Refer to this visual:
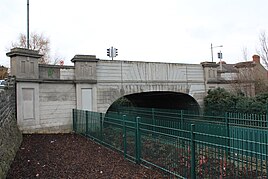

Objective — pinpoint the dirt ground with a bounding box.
[6,133,166,179]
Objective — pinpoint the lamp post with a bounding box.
[211,43,223,62]
[27,0,29,49]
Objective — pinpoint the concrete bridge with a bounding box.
[7,48,210,133]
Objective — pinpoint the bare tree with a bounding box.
[258,31,268,69]
[229,32,268,96]
[11,32,51,64]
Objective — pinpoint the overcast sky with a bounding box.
[1,0,268,67]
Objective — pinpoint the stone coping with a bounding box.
[6,48,43,58]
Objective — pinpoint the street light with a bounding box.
[27,0,29,49]
[211,43,223,62]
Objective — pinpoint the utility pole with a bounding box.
[211,43,223,62]
[210,43,213,62]
[27,0,30,49]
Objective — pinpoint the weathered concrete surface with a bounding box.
[7,48,207,133]
[96,60,206,112]
[16,83,76,133]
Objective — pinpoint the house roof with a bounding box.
[234,61,256,68]
[217,63,238,73]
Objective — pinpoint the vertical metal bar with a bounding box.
[266,132,268,177]
[152,108,155,134]
[191,124,196,179]
[181,110,184,138]
[214,140,217,177]
[100,113,103,141]
[86,111,89,135]
[123,115,127,159]
[246,129,249,176]
[135,117,141,164]
[260,133,265,177]
[236,116,240,170]
[250,130,253,173]
[111,46,114,60]
[266,104,268,128]
[225,112,230,158]
[72,109,76,132]
[260,131,263,177]
[255,131,258,178]
[220,142,223,178]
[27,0,30,49]
[181,110,184,125]
[211,43,213,62]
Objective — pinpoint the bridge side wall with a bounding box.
[38,83,76,132]
[15,81,76,133]
[96,60,206,113]
[7,48,206,132]
[7,48,78,133]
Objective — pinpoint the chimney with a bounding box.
[252,55,260,63]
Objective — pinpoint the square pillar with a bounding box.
[71,55,99,82]
[6,48,42,80]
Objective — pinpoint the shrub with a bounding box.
[204,88,268,115]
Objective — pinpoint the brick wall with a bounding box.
[0,79,22,178]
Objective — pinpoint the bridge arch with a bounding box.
[106,91,200,113]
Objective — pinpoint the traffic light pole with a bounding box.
[111,46,114,60]
[107,46,118,60]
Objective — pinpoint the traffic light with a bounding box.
[107,48,110,57]
[115,48,118,56]
[217,52,222,59]
[106,47,118,59]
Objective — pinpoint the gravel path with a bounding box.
[7,134,166,179]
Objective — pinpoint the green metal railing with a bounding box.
[73,108,268,178]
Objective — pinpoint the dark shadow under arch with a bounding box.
[107,91,200,113]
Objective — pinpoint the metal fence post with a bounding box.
[135,117,141,164]
[191,124,196,179]
[123,115,127,159]
[225,112,230,157]
[100,113,103,141]
[181,110,184,123]
[72,109,76,132]
[266,104,268,127]
[181,110,185,138]
[152,108,155,132]
[86,111,89,135]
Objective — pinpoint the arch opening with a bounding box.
[107,91,200,113]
